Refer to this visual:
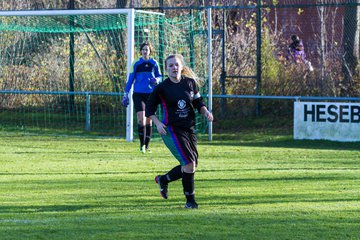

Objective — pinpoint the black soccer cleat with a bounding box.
[155,175,168,199]
[184,201,198,209]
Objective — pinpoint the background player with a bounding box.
[122,42,162,153]
[288,34,314,71]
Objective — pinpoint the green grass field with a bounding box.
[0,129,359,240]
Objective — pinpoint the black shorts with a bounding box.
[161,126,198,166]
[132,92,151,113]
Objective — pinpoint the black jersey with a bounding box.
[145,76,205,129]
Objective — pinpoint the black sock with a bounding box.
[162,165,182,184]
[145,124,152,149]
[138,124,145,147]
[182,172,195,203]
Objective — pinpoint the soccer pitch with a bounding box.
[0,130,359,239]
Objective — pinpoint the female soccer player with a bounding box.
[122,42,162,153]
[145,54,213,209]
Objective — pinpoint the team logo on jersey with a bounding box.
[178,100,186,109]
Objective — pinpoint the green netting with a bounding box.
[0,14,129,32]
[0,10,209,137]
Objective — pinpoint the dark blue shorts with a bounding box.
[132,92,151,113]
[161,126,198,166]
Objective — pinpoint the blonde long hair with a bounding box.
[165,54,203,86]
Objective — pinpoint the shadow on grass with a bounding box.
[0,204,93,213]
[2,127,359,151]
[197,175,360,182]
[198,129,360,151]
[199,194,360,206]
[0,170,162,176]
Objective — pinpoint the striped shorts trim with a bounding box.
[161,126,198,166]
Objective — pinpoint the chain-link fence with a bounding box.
[0,1,359,135]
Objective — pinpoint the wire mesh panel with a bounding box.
[0,9,209,137]
[261,3,359,97]
[208,2,359,119]
[0,10,130,136]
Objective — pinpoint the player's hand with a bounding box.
[204,110,214,122]
[155,122,167,135]
[150,77,158,86]
[122,93,129,107]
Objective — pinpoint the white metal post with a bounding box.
[207,7,213,141]
[126,9,135,142]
